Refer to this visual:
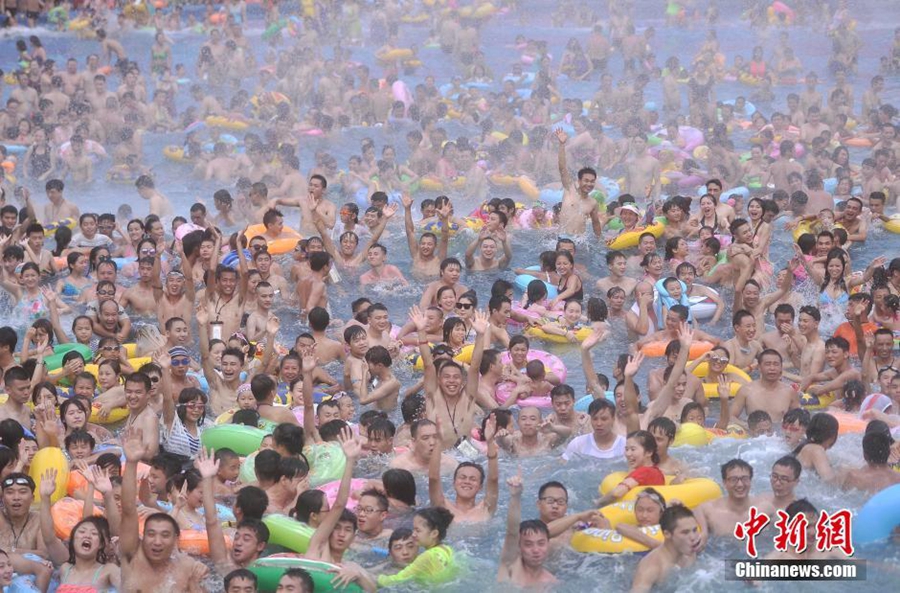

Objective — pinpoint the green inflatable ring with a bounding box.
[239,451,257,484]
[45,343,93,371]
[306,442,347,488]
[607,216,624,231]
[250,555,362,592]
[262,515,316,554]
[200,424,267,456]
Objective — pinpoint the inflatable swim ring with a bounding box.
[598,473,722,507]
[607,222,666,250]
[640,341,713,358]
[246,223,303,255]
[524,326,593,344]
[571,525,663,554]
[30,447,69,504]
[262,515,315,554]
[201,424,267,456]
[250,555,363,593]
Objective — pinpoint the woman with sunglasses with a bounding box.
[160,346,212,459]
[687,346,749,395]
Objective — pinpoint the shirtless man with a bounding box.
[0,366,34,427]
[157,269,195,335]
[799,336,861,399]
[753,456,801,518]
[596,251,637,297]
[122,372,160,462]
[465,229,512,272]
[296,252,332,316]
[205,260,249,342]
[120,257,160,316]
[556,128,603,236]
[359,244,408,287]
[760,304,796,361]
[419,258,469,309]
[730,349,801,426]
[783,305,826,380]
[0,473,46,558]
[695,458,755,542]
[305,307,344,364]
[275,174,336,235]
[197,306,255,416]
[498,472,556,588]
[624,134,662,202]
[546,385,591,439]
[630,505,702,593]
[42,179,80,223]
[765,140,804,193]
[401,194,450,277]
[268,156,308,202]
[135,176,174,218]
[388,419,455,474]
[723,310,763,374]
[120,427,209,593]
[429,416,499,522]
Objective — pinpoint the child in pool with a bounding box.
[593,486,667,550]
[537,298,586,343]
[214,448,241,496]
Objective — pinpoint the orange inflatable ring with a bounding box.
[640,341,714,358]
[136,515,231,555]
[844,137,873,148]
[51,497,103,540]
[830,411,867,435]
[246,223,303,255]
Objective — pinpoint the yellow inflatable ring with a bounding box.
[30,447,70,504]
[641,341,713,359]
[90,403,130,425]
[884,215,900,234]
[524,326,593,344]
[598,473,722,508]
[607,222,666,250]
[691,362,751,399]
[205,116,250,131]
[378,48,414,61]
[163,145,188,162]
[571,524,664,554]
[409,343,475,371]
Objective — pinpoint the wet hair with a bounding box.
[382,468,416,506]
[66,517,110,564]
[627,430,660,464]
[773,455,802,480]
[587,398,615,418]
[272,423,305,455]
[784,498,817,520]
[388,527,413,547]
[224,569,257,590]
[453,461,485,485]
[747,410,772,430]
[797,413,839,450]
[720,458,753,480]
[292,489,327,523]
[400,394,426,424]
[659,504,695,534]
[144,512,180,538]
[841,379,866,412]
[648,416,676,440]
[279,568,314,591]
[414,506,454,542]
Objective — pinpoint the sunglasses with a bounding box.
[97,290,115,296]
[2,476,32,489]
[100,345,118,352]
[251,244,268,252]
[149,376,160,383]
[181,401,205,409]
[456,302,474,310]
[171,358,190,367]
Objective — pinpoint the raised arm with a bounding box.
[466,310,490,402]
[301,351,322,443]
[556,128,572,191]
[195,304,220,390]
[307,428,361,554]
[427,419,448,508]
[483,414,500,516]
[645,324,694,421]
[119,427,145,561]
[622,352,645,433]
[402,194,418,260]
[38,469,69,565]
[195,447,228,570]
[759,258,797,310]
[498,471,523,571]
[580,329,606,397]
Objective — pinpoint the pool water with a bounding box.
[3,0,900,590]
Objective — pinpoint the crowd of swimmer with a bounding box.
[1,0,900,592]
